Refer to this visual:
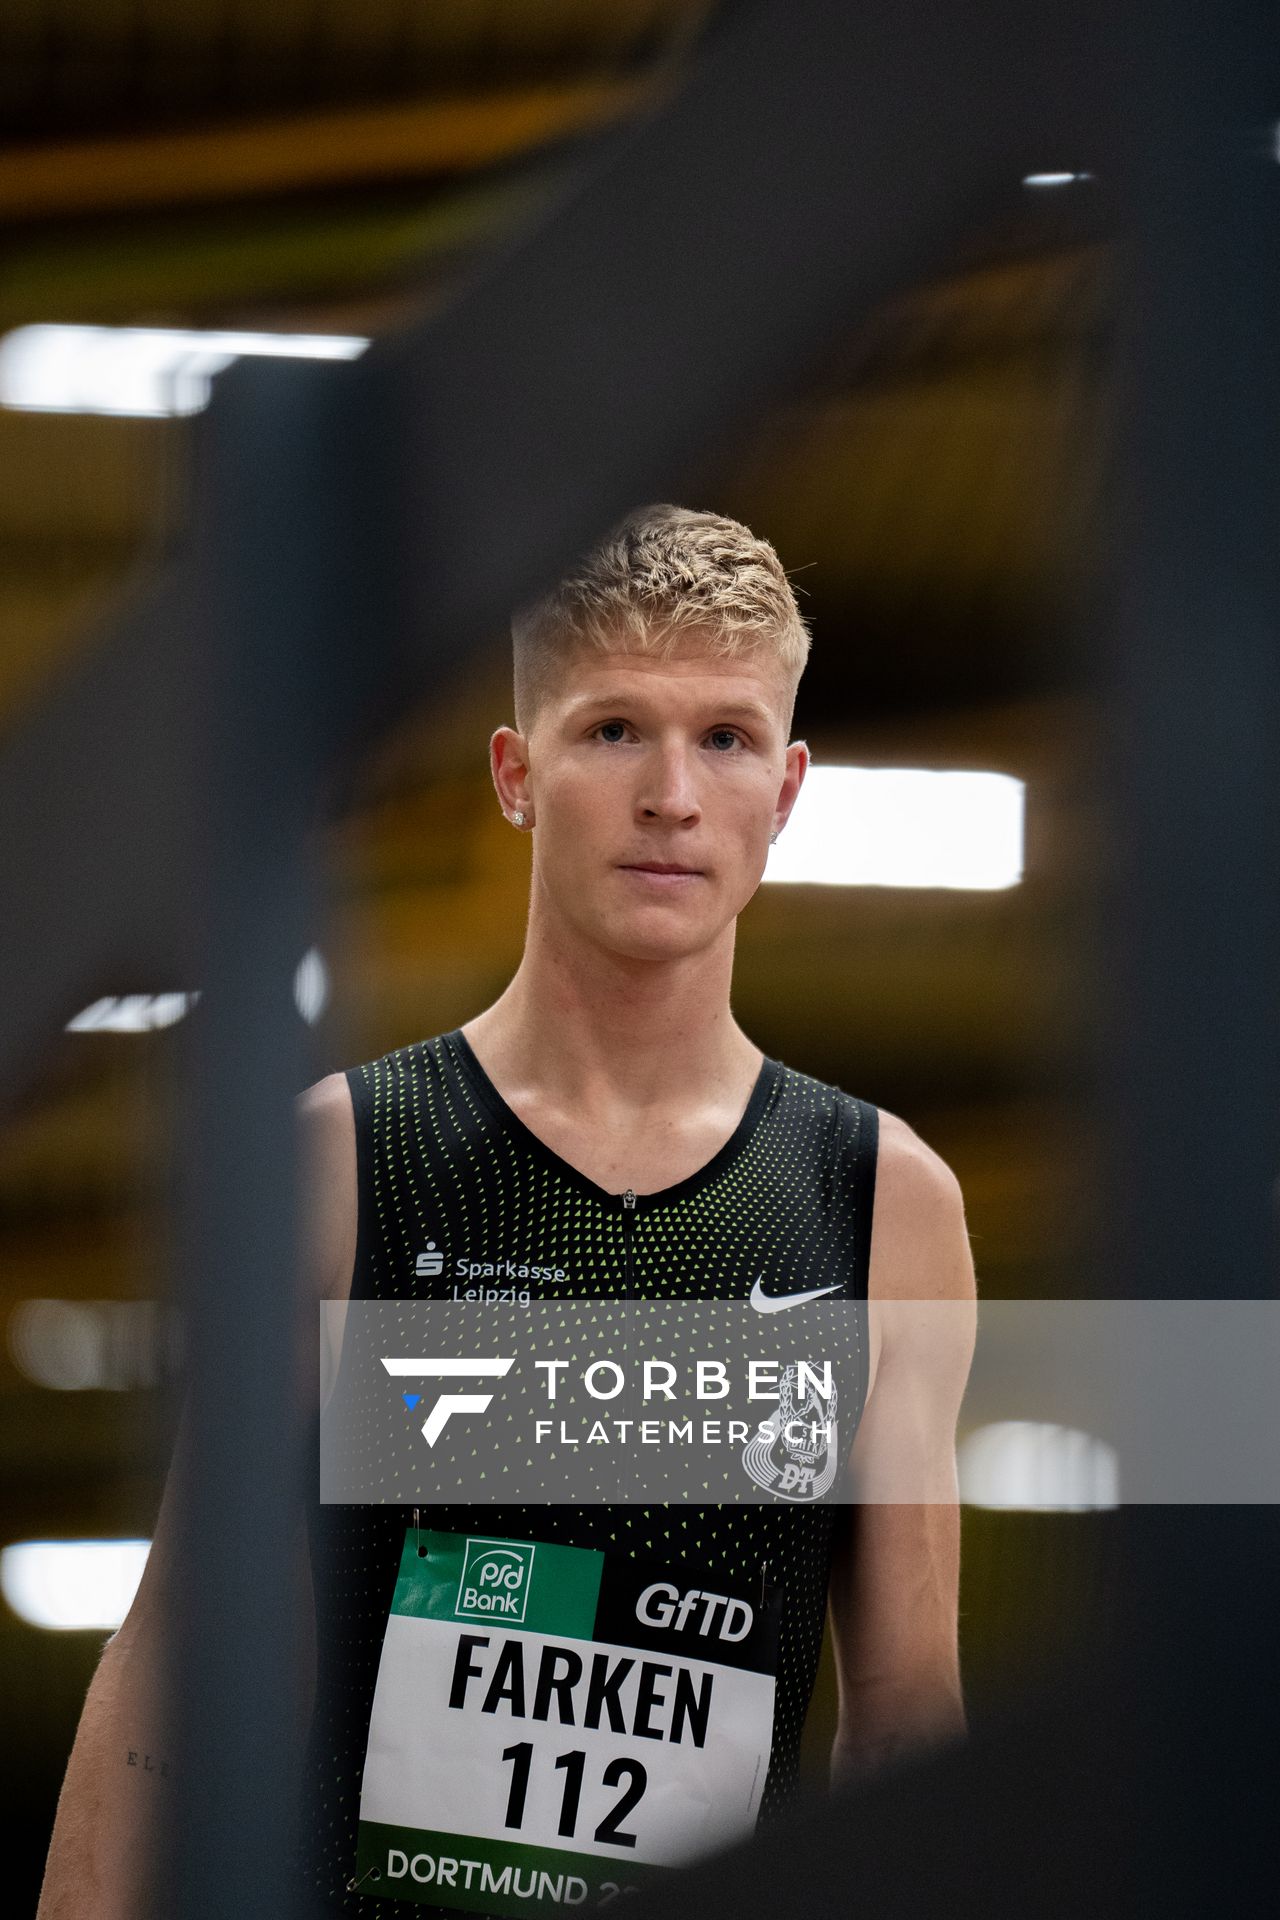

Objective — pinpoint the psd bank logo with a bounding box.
[455,1538,535,1624]
[381,1357,514,1446]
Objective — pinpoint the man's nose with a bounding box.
[638,743,701,822]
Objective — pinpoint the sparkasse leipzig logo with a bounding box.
[455,1538,535,1624]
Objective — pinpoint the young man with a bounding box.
[39,505,975,1919]
[295,506,976,1912]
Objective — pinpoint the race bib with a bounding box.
[354,1528,781,1912]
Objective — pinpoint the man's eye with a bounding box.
[596,720,628,743]
[708,729,742,751]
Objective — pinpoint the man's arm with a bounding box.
[826,1111,978,1792]
[36,1073,356,1918]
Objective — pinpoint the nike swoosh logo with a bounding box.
[749,1275,843,1313]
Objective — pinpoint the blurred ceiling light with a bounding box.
[66,949,328,1031]
[7,1298,165,1391]
[1,1539,150,1631]
[763,766,1024,889]
[957,1420,1119,1511]
[66,992,196,1032]
[1022,170,1094,186]
[293,946,330,1024]
[0,324,368,418]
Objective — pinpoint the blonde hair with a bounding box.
[511,504,810,734]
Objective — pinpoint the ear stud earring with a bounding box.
[512,810,526,828]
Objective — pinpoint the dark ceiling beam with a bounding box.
[0,77,654,224]
[0,176,533,330]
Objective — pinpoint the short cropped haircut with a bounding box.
[511,504,811,736]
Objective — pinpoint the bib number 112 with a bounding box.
[501,1743,647,1848]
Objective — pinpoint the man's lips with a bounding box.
[618,862,704,875]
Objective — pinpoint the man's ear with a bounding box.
[490,725,534,823]
[773,737,810,835]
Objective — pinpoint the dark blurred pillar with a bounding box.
[1095,0,1280,1908]
[156,354,390,1920]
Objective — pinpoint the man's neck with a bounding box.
[461,921,761,1119]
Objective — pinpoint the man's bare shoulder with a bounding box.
[296,1068,353,1127]
[296,1071,357,1302]
[861,1107,977,1417]
[867,1107,975,1304]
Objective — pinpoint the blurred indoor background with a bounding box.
[0,3,1123,1904]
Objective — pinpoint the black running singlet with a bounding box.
[299,1029,878,1916]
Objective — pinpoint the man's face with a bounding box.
[495,643,808,962]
